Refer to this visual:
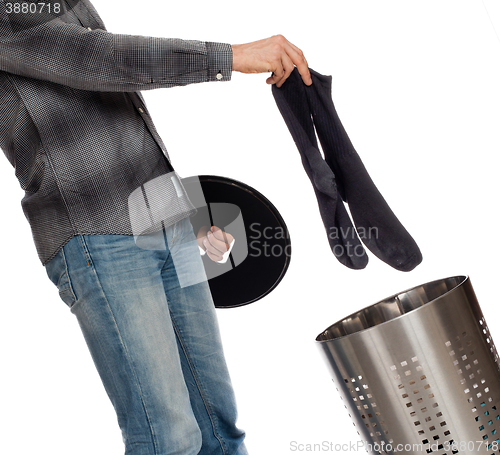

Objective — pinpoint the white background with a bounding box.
[1,0,500,453]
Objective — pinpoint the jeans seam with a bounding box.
[77,235,93,268]
[60,246,78,304]
[170,315,227,455]
[169,221,179,248]
[77,236,161,454]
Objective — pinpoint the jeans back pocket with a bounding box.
[45,248,77,308]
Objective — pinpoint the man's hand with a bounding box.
[197,226,235,262]
[231,35,312,88]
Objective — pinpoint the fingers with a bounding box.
[202,232,224,261]
[282,38,312,86]
[196,225,211,250]
[211,226,234,245]
[206,249,223,262]
[267,51,295,88]
[267,35,312,87]
[202,227,231,262]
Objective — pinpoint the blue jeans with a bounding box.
[45,217,247,455]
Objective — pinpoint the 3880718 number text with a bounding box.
[5,2,61,14]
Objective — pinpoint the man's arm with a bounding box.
[0,3,231,91]
[0,2,311,91]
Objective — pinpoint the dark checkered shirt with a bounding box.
[0,0,232,264]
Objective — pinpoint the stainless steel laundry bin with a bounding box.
[316,276,500,454]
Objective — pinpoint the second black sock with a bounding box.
[305,68,423,271]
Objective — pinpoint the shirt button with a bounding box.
[216,72,223,80]
[138,108,144,113]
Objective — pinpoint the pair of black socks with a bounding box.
[272,68,422,271]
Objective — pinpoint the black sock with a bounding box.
[304,68,422,271]
[272,70,368,269]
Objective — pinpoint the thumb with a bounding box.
[211,226,232,245]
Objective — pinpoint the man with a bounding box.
[0,0,311,453]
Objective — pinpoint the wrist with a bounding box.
[230,44,240,72]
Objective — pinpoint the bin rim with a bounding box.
[315,275,469,343]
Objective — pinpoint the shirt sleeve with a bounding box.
[0,3,232,91]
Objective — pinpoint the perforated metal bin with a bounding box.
[316,276,500,454]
